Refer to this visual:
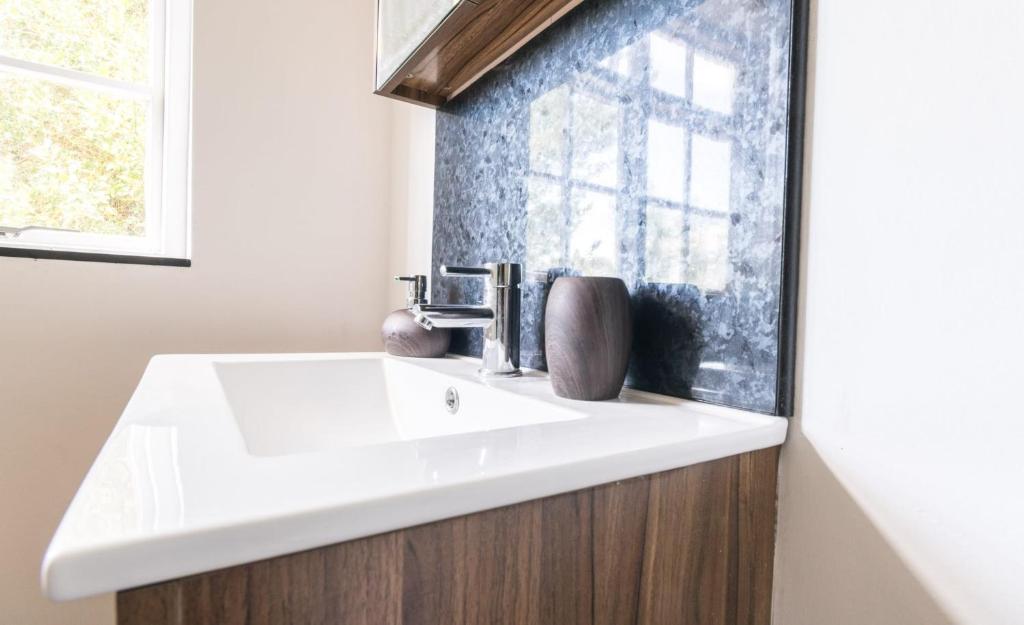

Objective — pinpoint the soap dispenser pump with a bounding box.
[382,275,451,358]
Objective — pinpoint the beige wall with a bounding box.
[388,105,437,310]
[0,0,396,623]
[774,1,1024,624]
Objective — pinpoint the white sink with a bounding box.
[42,352,787,601]
[215,358,582,456]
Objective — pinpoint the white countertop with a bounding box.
[43,352,787,601]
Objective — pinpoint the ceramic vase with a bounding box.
[544,276,632,400]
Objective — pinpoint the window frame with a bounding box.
[0,0,193,267]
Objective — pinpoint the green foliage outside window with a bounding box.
[0,0,150,236]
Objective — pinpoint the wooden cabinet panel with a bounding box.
[736,447,781,625]
[375,0,585,108]
[592,478,650,625]
[401,517,467,624]
[539,490,592,625]
[119,448,781,625]
[638,457,737,625]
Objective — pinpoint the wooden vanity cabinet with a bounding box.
[117,447,780,625]
[374,0,585,108]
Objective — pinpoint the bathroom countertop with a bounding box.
[42,352,787,601]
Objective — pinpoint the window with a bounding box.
[0,0,192,265]
[526,84,622,278]
[525,26,741,292]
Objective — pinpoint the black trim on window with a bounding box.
[0,247,191,267]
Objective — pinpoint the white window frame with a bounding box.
[0,0,193,263]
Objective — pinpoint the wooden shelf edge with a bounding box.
[375,0,586,109]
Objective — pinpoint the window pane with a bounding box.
[526,175,565,271]
[646,119,686,203]
[690,133,732,213]
[649,32,687,99]
[692,52,736,115]
[0,0,150,84]
[0,74,147,236]
[644,205,684,284]
[686,214,730,291]
[569,188,618,276]
[598,42,633,77]
[571,92,619,189]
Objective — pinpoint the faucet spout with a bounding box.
[412,304,494,330]
[424,262,522,377]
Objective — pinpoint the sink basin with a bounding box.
[42,352,787,601]
[215,358,582,456]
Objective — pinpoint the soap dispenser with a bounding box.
[382,275,451,358]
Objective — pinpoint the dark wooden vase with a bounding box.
[544,277,633,400]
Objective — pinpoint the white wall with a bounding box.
[0,0,396,623]
[774,1,1024,624]
[388,105,437,310]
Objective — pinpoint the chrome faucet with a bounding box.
[413,262,522,377]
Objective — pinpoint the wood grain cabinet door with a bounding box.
[119,447,780,625]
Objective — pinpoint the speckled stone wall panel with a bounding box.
[432,0,802,414]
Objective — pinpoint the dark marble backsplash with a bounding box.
[432,0,803,414]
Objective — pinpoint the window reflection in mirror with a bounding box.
[525,13,747,294]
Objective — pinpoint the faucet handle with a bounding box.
[440,263,522,287]
[440,265,492,277]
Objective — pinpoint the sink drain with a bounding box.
[445,387,460,414]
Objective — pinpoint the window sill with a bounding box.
[0,246,190,267]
